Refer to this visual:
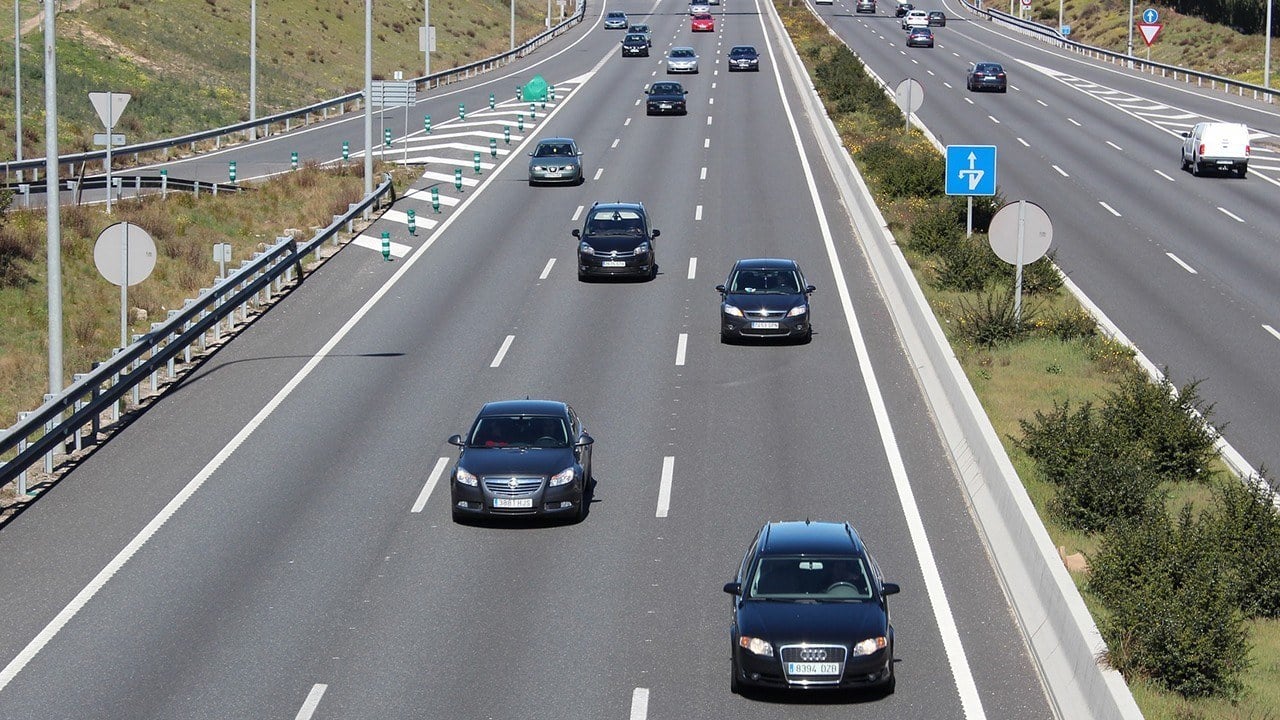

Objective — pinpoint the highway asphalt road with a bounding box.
[0,2,1059,718]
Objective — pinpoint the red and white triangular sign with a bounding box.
[1137,22,1162,47]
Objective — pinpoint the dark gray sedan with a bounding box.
[717,258,815,343]
[527,137,584,185]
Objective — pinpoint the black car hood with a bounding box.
[737,599,888,642]
[459,447,575,476]
[581,234,649,252]
[723,292,805,312]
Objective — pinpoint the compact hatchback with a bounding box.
[689,0,711,14]
[574,202,660,280]
[725,521,900,694]
[717,258,814,343]
[527,137,583,185]
[727,45,760,72]
[966,61,1007,92]
[447,400,594,522]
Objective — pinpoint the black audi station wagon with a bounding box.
[447,400,594,522]
[724,521,900,694]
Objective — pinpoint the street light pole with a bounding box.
[250,0,257,139]
[1126,0,1135,65]
[510,0,515,51]
[1266,0,1273,91]
[424,0,430,80]
[364,0,373,199]
[13,0,21,176]
[43,0,63,395]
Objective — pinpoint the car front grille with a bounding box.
[483,476,544,496]
[745,308,786,319]
[779,644,847,685]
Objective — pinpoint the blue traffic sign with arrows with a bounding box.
[945,145,998,196]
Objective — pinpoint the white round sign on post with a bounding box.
[94,222,157,287]
[894,78,925,115]
[988,201,1052,265]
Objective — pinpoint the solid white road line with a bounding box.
[695,205,703,221]
[412,457,451,513]
[539,258,556,280]
[756,0,986,714]
[1264,324,1280,342]
[656,458,674,518]
[1099,201,1122,216]
[490,335,515,368]
[630,688,650,720]
[294,684,328,720]
[688,257,697,280]
[675,333,688,366]
[1166,252,1197,274]
[1218,206,1245,222]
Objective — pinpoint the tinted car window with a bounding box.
[730,268,801,293]
[670,49,696,58]
[748,556,872,600]
[470,415,570,448]
[730,46,756,57]
[534,142,573,157]
[586,209,645,235]
[651,82,682,94]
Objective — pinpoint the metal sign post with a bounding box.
[93,222,157,347]
[89,92,131,213]
[988,201,1053,325]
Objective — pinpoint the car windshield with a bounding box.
[650,83,682,94]
[534,142,573,158]
[629,24,649,32]
[469,415,570,449]
[730,46,755,56]
[729,268,802,294]
[607,12,625,20]
[586,209,645,235]
[670,49,695,58]
[748,556,873,601]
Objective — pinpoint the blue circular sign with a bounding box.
[1142,8,1158,23]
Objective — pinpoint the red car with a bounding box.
[691,13,715,31]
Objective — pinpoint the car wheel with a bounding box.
[578,270,589,281]
[730,656,742,695]
[799,327,813,345]
[528,178,536,187]
[1180,151,1189,171]
[1191,159,1201,176]
[451,507,464,523]
[999,86,1007,93]
[1237,165,1248,178]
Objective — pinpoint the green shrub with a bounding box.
[935,237,999,292]
[857,138,901,177]
[1051,434,1164,532]
[1099,506,1251,698]
[1102,372,1219,486]
[1033,307,1097,341]
[953,289,1033,348]
[1088,510,1174,608]
[1015,400,1099,482]
[1013,253,1063,295]
[946,193,1004,233]
[907,207,963,255]
[876,145,945,199]
[1084,334,1136,373]
[1207,472,1280,618]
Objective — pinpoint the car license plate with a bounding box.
[602,260,626,268]
[659,103,672,109]
[787,662,840,676]
[751,321,780,330]
[545,171,560,177]
[493,498,533,509]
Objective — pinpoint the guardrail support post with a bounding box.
[72,374,89,452]
[15,412,31,495]
[41,395,57,473]
[131,337,144,408]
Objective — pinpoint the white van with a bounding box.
[1181,122,1250,177]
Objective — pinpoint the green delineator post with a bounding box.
[424,114,431,133]
[489,93,495,110]
[517,114,525,132]
[228,160,237,183]
[431,186,440,213]
[504,126,511,144]
[458,103,465,120]
[529,102,536,120]
[342,140,350,161]
[489,138,498,158]
[291,151,298,170]
[473,152,482,174]
[381,231,391,261]
[454,168,463,191]
[407,209,416,236]
[384,128,392,147]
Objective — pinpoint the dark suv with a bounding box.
[574,202,660,281]
[724,521,900,694]
[447,400,594,522]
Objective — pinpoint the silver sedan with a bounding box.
[527,137,584,185]
[666,47,699,74]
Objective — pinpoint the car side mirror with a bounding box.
[805,284,816,294]
[723,582,742,595]
[572,228,581,238]
[715,284,727,293]
[528,151,534,156]
[683,90,689,95]
[577,151,584,157]
[881,582,900,596]
[1180,131,1190,138]
[447,434,465,447]
[651,229,660,238]
[576,432,595,447]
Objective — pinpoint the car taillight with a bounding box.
[1199,143,1206,155]
[1246,144,1251,157]
[997,72,1006,78]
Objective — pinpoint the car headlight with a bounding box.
[787,304,808,317]
[579,242,595,255]
[635,241,650,254]
[723,303,744,318]
[850,636,888,656]
[549,467,575,487]
[455,467,478,487]
[738,636,773,657]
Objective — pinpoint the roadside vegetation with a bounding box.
[777,1,1280,717]
[0,0,561,161]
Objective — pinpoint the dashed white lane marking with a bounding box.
[1016,137,1029,147]
[294,684,327,720]
[1036,99,1048,107]
[706,115,713,126]
[695,205,703,221]
[572,205,584,221]
[675,333,688,366]
[1154,169,1176,182]
[989,115,1000,124]
[1052,165,1068,177]
[353,234,412,258]
[612,138,620,148]
[624,117,632,126]
[594,168,604,181]
[539,258,555,280]
[963,97,974,105]
[490,335,515,368]
[1099,201,1122,217]
[630,688,650,720]
[709,97,715,105]
[1264,324,1280,342]
[1166,252,1198,274]
[1106,140,1123,151]
[1218,207,1245,222]
[656,458,674,518]
[704,138,710,148]
[412,457,450,513]
[1068,117,1081,127]
[700,167,707,180]
[943,81,953,89]
[687,257,697,279]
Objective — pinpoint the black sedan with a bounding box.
[644,81,688,115]
[728,45,760,72]
[724,521,900,694]
[447,400,594,522]
[966,61,1008,92]
[716,258,814,343]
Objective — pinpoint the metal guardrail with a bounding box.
[0,2,588,180]
[963,0,1278,104]
[0,174,396,497]
[4,174,244,209]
